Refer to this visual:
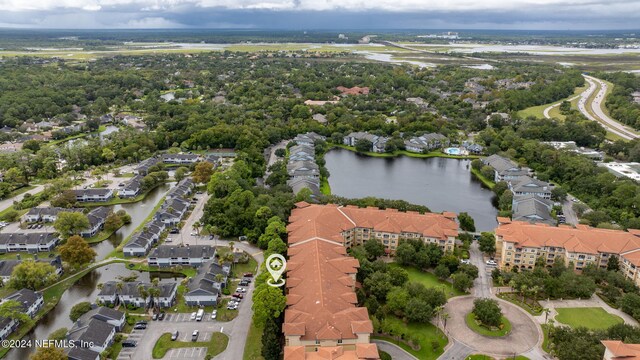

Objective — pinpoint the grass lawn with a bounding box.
[388,263,465,298]
[465,313,512,337]
[243,321,265,360]
[470,167,496,190]
[6,185,37,198]
[85,228,121,244]
[555,307,623,330]
[517,85,587,120]
[320,176,331,195]
[497,292,543,316]
[152,332,228,359]
[373,316,447,360]
[466,355,495,360]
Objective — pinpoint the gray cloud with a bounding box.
[0,0,638,29]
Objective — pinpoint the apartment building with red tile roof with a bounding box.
[288,202,458,253]
[282,202,458,358]
[602,340,640,360]
[284,344,380,360]
[495,218,640,286]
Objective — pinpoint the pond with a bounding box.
[8,262,184,360]
[324,149,498,232]
[89,183,172,260]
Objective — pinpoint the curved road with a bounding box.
[543,95,580,119]
[579,75,638,140]
[438,242,547,360]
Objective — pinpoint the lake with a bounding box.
[324,149,498,232]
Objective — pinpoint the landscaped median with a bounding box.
[152,332,228,359]
[465,312,512,337]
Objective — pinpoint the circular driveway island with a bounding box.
[443,296,541,357]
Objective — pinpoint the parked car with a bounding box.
[171,330,179,341]
[190,232,197,236]
[239,281,249,286]
[118,183,125,187]
[236,287,246,293]
[135,321,148,325]
[486,260,498,266]
[460,259,470,265]
[170,228,179,234]
[192,330,199,342]
[227,303,238,310]
[211,310,217,320]
[133,323,147,330]
[242,277,252,283]
[190,312,197,321]
[243,272,254,278]
[122,340,137,348]
[232,293,244,299]
[158,312,166,320]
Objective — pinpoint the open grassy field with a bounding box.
[388,263,465,298]
[518,85,587,120]
[555,307,623,330]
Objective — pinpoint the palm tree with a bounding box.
[138,285,149,309]
[148,287,161,311]
[229,241,235,252]
[193,221,201,236]
[97,283,104,291]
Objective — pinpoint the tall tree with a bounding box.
[9,260,58,290]
[261,317,282,360]
[58,235,97,268]
[53,211,90,239]
[192,161,214,184]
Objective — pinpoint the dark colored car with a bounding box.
[133,324,147,330]
[158,312,165,320]
[122,340,137,348]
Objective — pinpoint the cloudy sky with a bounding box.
[0,0,639,30]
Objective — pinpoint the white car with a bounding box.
[190,232,197,236]
[460,259,470,265]
[190,312,197,320]
[235,287,247,293]
[211,310,217,320]
[486,260,497,266]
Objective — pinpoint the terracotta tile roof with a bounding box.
[287,203,458,246]
[496,221,640,265]
[602,340,640,359]
[284,239,369,341]
[284,344,380,360]
[336,86,370,96]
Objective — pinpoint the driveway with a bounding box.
[171,192,210,247]
[443,296,541,357]
[372,339,417,360]
[262,139,289,185]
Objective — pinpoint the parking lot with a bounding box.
[117,320,231,360]
[165,347,208,359]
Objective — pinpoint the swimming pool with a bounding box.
[444,147,461,155]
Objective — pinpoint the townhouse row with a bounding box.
[122,178,193,257]
[287,132,325,196]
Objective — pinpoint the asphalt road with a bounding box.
[542,95,580,119]
[470,241,492,298]
[579,75,637,140]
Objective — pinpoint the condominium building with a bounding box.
[495,218,640,286]
[287,202,458,253]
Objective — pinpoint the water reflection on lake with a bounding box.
[324,149,498,232]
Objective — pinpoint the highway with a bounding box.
[578,75,638,140]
